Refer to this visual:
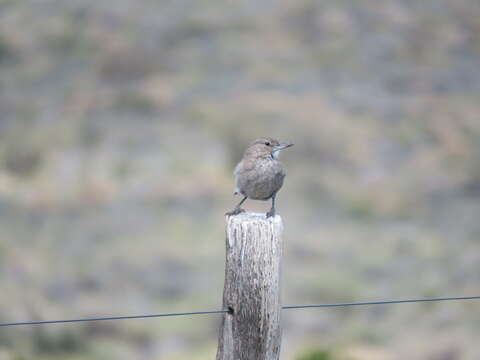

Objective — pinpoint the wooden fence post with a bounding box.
[216,212,284,360]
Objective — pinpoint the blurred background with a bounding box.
[0,0,480,359]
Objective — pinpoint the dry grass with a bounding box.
[0,0,480,359]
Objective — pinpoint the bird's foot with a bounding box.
[225,208,245,216]
[266,209,276,218]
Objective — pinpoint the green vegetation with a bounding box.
[0,36,11,62]
[297,349,333,360]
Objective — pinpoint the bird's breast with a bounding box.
[235,158,285,200]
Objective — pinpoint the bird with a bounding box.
[226,137,293,218]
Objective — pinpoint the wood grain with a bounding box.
[217,212,283,360]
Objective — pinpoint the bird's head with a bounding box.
[245,137,294,159]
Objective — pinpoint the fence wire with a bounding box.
[1,295,479,327]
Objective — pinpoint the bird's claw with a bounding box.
[266,209,276,218]
[226,208,245,216]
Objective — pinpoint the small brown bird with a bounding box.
[226,137,294,218]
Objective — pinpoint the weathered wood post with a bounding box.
[216,212,283,360]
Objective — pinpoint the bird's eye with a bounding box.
[265,141,271,146]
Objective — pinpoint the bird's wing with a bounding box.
[233,161,243,195]
[233,159,258,195]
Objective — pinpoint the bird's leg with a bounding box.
[266,193,277,218]
[226,196,248,216]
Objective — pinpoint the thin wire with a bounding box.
[282,295,480,310]
[0,296,478,327]
[0,310,228,327]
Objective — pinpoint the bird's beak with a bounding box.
[274,142,294,151]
